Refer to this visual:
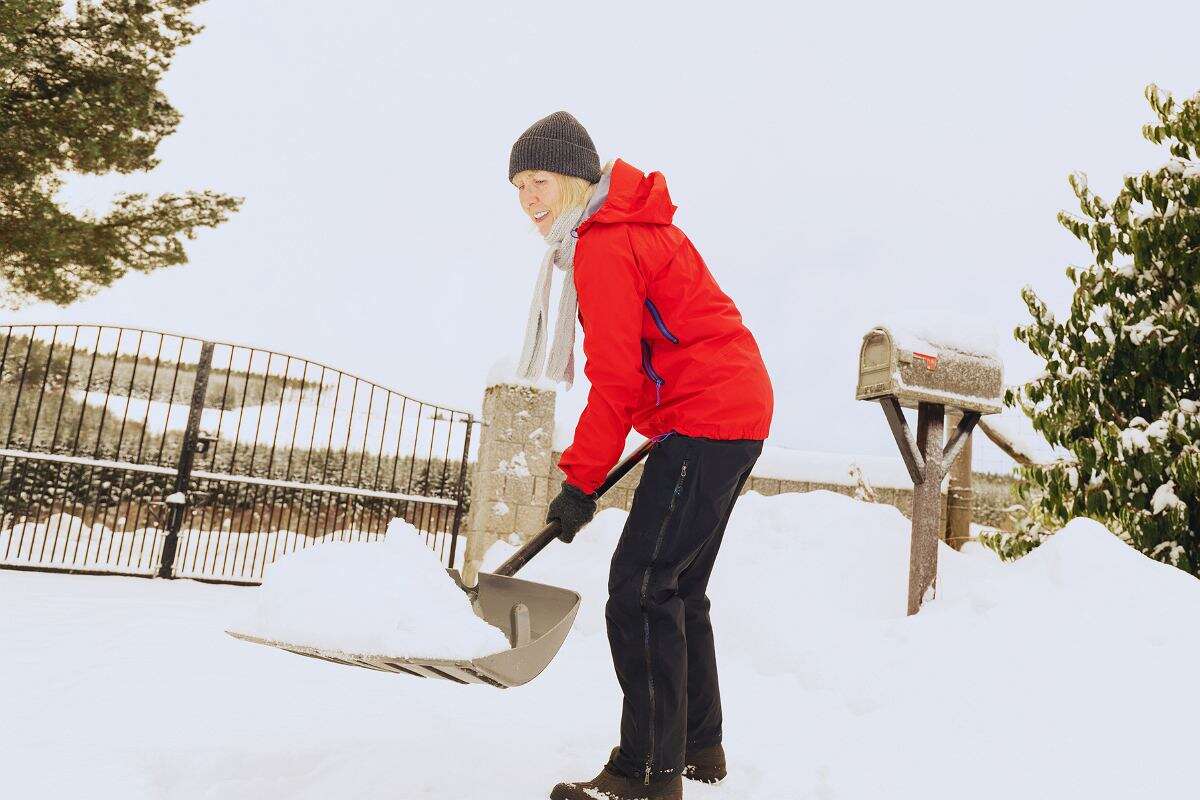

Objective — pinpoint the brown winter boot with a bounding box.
[550,762,682,800]
[682,743,726,784]
[601,744,726,787]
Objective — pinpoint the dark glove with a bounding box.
[546,482,597,543]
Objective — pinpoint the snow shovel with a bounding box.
[226,438,656,688]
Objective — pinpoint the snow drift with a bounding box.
[231,518,507,658]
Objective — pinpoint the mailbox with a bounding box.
[855,326,1003,415]
[856,324,1005,617]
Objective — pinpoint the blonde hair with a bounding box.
[513,159,615,217]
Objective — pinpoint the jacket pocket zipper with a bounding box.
[641,340,665,406]
[644,299,680,344]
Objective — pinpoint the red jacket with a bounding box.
[558,159,773,494]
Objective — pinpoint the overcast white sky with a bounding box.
[9,0,1199,471]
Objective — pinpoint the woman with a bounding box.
[510,111,773,800]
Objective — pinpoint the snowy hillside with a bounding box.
[4,490,1199,799]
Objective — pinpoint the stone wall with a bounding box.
[542,454,950,528]
[461,383,555,582]
[536,456,1016,531]
[463,382,1018,578]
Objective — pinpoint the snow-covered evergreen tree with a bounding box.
[1004,85,1200,572]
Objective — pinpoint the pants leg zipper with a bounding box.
[640,458,689,785]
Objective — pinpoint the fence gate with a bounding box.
[0,324,474,584]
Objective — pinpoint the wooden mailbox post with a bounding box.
[855,327,1003,615]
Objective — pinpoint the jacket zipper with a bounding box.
[644,299,680,344]
[641,340,665,406]
[640,457,689,785]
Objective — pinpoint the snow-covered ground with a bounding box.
[4,490,1199,798]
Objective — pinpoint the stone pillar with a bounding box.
[462,382,556,583]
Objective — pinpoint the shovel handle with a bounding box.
[490,438,658,578]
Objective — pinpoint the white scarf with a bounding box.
[516,205,586,388]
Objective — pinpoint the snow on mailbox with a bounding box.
[856,325,1004,617]
[855,326,1003,414]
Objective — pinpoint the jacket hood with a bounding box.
[579,158,676,232]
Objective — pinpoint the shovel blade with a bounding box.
[225,571,580,688]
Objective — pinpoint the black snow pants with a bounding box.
[605,432,762,784]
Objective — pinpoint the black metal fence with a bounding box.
[0,324,474,583]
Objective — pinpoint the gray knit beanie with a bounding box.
[508,111,601,184]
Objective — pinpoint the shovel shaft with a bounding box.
[490,520,563,580]
[490,438,657,578]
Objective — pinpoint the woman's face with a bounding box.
[514,170,560,236]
